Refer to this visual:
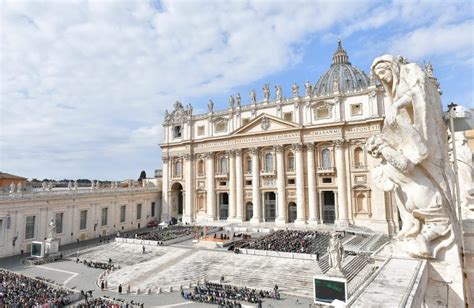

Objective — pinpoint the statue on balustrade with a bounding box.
[48,218,56,239]
[263,84,270,101]
[327,233,344,271]
[366,54,457,259]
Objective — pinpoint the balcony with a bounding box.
[352,164,368,171]
[317,167,336,174]
[260,169,276,177]
[215,171,228,179]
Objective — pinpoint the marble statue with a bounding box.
[47,218,56,239]
[327,233,344,271]
[47,182,53,191]
[42,181,47,191]
[96,181,100,189]
[17,182,22,193]
[366,54,456,259]
[263,84,270,101]
[67,181,72,191]
[208,99,214,113]
[236,93,241,108]
[91,180,95,190]
[187,104,193,116]
[74,180,78,190]
[229,95,235,109]
[251,90,257,104]
[275,85,282,100]
[305,80,311,97]
[425,62,433,77]
[292,82,299,97]
[9,183,15,194]
[164,110,171,123]
[450,131,474,217]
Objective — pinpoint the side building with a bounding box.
[0,186,161,258]
[160,41,401,235]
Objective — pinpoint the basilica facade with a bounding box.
[161,41,400,234]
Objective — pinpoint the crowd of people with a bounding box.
[135,226,198,242]
[76,258,115,270]
[75,295,144,308]
[0,269,74,307]
[182,282,279,307]
[242,230,331,255]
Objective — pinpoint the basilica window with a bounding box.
[101,208,108,226]
[215,121,227,133]
[354,147,364,167]
[173,125,182,138]
[174,160,182,177]
[80,210,88,230]
[55,212,64,234]
[120,205,126,223]
[322,148,331,168]
[287,152,295,171]
[197,159,205,176]
[246,156,252,173]
[356,192,366,213]
[197,126,205,136]
[283,112,293,122]
[264,153,274,172]
[25,216,36,240]
[351,103,362,116]
[315,107,330,119]
[219,157,228,174]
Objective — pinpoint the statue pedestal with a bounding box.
[325,268,345,278]
[45,238,59,255]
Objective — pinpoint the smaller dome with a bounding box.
[313,40,370,96]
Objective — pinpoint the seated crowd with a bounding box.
[75,294,143,308]
[0,269,73,307]
[242,230,331,255]
[135,226,199,242]
[182,282,279,306]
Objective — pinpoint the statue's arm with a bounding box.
[393,91,413,110]
[379,144,414,174]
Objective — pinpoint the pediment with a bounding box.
[232,113,301,135]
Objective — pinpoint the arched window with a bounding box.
[356,192,366,212]
[354,147,363,167]
[220,157,228,174]
[197,159,205,176]
[174,160,181,177]
[246,156,252,173]
[287,152,295,171]
[322,148,331,168]
[265,153,273,172]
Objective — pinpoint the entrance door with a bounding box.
[171,182,184,219]
[288,202,297,223]
[245,202,253,221]
[264,192,276,222]
[219,193,229,220]
[322,191,335,224]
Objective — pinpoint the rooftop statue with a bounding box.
[42,181,47,191]
[263,84,270,101]
[208,99,214,113]
[236,93,241,108]
[305,80,311,97]
[229,95,235,109]
[250,90,257,104]
[9,183,15,194]
[292,82,299,97]
[275,85,282,100]
[47,218,56,239]
[366,55,456,259]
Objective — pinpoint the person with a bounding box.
[118,284,122,294]
[101,281,104,290]
[108,257,112,264]
[142,245,145,254]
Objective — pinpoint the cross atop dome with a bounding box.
[332,39,350,66]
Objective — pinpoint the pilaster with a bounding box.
[275,145,287,226]
[335,139,349,226]
[293,143,306,225]
[250,147,261,223]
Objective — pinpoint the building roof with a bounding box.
[0,172,27,180]
[313,40,370,96]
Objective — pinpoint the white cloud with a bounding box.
[0,0,472,179]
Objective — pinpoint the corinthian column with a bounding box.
[306,143,318,223]
[335,140,349,226]
[228,150,236,220]
[183,154,194,223]
[294,143,306,225]
[206,152,216,220]
[275,145,287,225]
[250,147,261,223]
[235,149,244,222]
[162,156,170,221]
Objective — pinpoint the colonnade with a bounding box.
[163,140,351,226]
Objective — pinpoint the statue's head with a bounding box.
[371,55,401,98]
[373,62,392,84]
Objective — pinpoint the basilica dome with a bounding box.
[313,40,370,96]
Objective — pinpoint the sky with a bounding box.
[1,0,473,180]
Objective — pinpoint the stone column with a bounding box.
[250,147,261,223]
[228,150,236,220]
[335,140,349,226]
[294,143,306,225]
[275,145,287,225]
[235,149,244,222]
[206,152,216,220]
[161,157,170,221]
[306,143,318,224]
[183,154,194,223]
[318,191,324,224]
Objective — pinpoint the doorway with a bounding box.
[171,182,184,218]
[288,202,297,223]
[219,193,229,220]
[264,192,276,222]
[322,191,335,224]
[245,202,253,221]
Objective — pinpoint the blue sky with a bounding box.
[1,0,473,180]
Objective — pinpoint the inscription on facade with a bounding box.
[195,132,300,151]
